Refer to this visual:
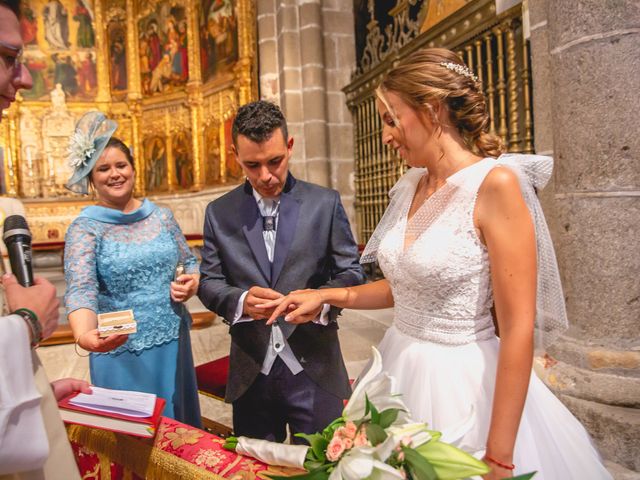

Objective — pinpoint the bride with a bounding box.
[262,48,612,479]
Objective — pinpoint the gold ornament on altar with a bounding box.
[2,0,257,241]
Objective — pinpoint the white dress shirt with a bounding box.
[232,189,330,375]
[0,316,49,475]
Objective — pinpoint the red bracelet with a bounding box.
[484,454,515,471]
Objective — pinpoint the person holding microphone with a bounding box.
[0,1,88,477]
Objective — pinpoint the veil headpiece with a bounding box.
[65,111,118,195]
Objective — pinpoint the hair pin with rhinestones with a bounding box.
[439,61,479,82]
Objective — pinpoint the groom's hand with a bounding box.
[243,286,284,320]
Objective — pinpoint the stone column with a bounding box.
[529,0,640,472]
[256,0,358,225]
[321,0,357,227]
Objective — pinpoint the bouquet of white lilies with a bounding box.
[224,348,535,480]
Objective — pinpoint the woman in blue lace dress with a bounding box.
[63,112,201,426]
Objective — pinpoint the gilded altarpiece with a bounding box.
[0,0,257,242]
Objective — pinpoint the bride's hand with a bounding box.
[262,291,324,325]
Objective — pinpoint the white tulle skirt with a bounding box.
[377,325,612,479]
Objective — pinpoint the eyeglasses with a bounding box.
[0,39,24,74]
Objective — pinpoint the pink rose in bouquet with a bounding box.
[326,436,347,462]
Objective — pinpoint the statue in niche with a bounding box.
[224,116,242,180]
[145,137,168,192]
[204,123,221,185]
[50,83,66,110]
[19,110,42,198]
[173,133,192,189]
[41,84,75,196]
[73,0,95,48]
[43,0,70,50]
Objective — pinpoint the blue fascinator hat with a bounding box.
[65,111,118,195]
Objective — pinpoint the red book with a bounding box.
[58,391,165,438]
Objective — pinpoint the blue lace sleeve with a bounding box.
[158,207,198,273]
[64,218,101,315]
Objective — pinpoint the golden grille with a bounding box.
[345,1,533,244]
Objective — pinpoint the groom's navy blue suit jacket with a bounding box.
[198,173,366,403]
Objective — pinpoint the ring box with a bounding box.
[97,310,137,338]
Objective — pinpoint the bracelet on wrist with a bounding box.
[484,454,515,471]
[13,308,42,348]
[74,332,91,357]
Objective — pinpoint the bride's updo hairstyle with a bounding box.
[379,47,504,158]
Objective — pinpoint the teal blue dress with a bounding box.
[64,199,201,427]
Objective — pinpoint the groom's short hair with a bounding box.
[232,100,288,147]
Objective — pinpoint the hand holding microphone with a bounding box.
[1,215,60,344]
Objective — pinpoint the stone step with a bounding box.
[559,394,640,473]
[604,461,640,480]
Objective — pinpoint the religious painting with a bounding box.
[139,4,189,96]
[21,51,49,100]
[203,123,221,185]
[43,0,71,50]
[199,0,239,83]
[49,51,96,99]
[75,51,97,97]
[50,53,77,95]
[224,116,242,181]
[19,0,98,102]
[107,19,127,96]
[144,136,168,192]
[173,132,193,190]
[73,0,95,47]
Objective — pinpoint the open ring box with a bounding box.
[97,309,137,338]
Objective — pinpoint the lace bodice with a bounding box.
[64,203,198,354]
[377,160,495,345]
[369,154,568,347]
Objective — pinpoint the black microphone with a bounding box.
[3,215,34,287]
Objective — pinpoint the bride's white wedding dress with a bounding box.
[367,155,612,479]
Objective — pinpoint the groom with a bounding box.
[198,100,365,442]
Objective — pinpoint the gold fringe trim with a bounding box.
[99,453,111,480]
[67,425,225,480]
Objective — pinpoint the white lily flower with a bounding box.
[328,446,404,480]
[343,347,408,423]
[410,431,432,448]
